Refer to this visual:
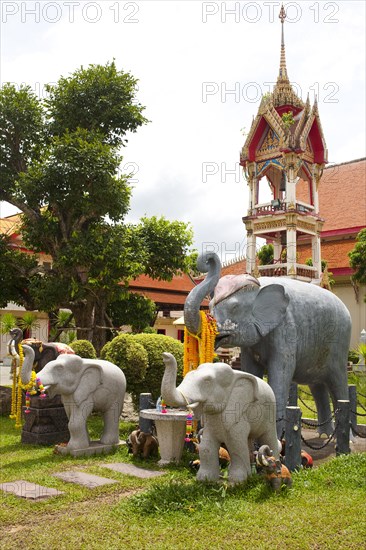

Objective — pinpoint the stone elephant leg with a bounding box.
[268,355,294,439]
[196,430,221,482]
[100,402,121,445]
[240,348,264,378]
[308,383,334,436]
[225,424,252,483]
[67,400,93,450]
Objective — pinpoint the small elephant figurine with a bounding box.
[127,429,159,459]
[16,341,126,452]
[256,444,292,492]
[161,352,280,484]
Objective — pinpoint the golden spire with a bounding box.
[272,4,303,109]
[279,4,288,79]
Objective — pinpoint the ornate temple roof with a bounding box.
[241,4,327,167]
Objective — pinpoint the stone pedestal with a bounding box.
[21,394,70,445]
[140,409,193,465]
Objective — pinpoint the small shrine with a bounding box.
[240,5,327,281]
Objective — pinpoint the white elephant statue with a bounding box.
[161,352,279,484]
[18,342,126,451]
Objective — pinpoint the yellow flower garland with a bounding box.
[183,311,218,376]
[10,344,37,428]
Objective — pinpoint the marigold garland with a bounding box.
[10,344,39,426]
[183,311,218,376]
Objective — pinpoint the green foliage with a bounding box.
[100,340,112,360]
[0,313,17,334]
[136,216,195,280]
[348,349,360,364]
[0,83,45,192]
[45,60,148,147]
[48,309,76,343]
[281,110,295,128]
[69,339,97,359]
[17,312,40,333]
[257,243,274,265]
[103,334,148,396]
[349,229,366,294]
[352,343,366,363]
[108,292,156,333]
[0,234,41,309]
[141,326,157,334]
[132,333,184,405]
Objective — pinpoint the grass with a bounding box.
[0,415,365,549]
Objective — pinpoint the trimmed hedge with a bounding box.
[102,333,184,408]
[132,333,184,406]
[69,339,97,359]
[102,334,148,398]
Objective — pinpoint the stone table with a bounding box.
[139,409,193,465]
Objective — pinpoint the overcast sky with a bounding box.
[0,1,365,263]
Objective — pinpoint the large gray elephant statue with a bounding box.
[184,252,351,437]
[18,342,126,451]
[161,352,279,484]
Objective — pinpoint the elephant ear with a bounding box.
[223,372,260,429]
[252,284,289,337]
[73,365,103,406]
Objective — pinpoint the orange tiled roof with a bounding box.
[130,273,195,293]
[221,259,247,276]
[319,158,366,232]
[298,239,356,271]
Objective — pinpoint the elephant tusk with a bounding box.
[189,402,200,410]
[8,340,19,359]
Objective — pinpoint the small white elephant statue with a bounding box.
[19,344,126,451]
[161,352,279,484]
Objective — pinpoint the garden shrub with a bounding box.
[103,334,148,398]
[100,340,112,360]
[69,339,97,359]
[132,333,184,406]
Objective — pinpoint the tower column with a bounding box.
[312,230,322,279]
[286,214,297,276]
[246,229,257,274]
[273,232,282,262]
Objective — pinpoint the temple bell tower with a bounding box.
[240,5,328,281]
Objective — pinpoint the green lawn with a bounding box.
[0,415,365,549]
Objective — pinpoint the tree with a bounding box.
[257,243,274,265]
[349,229,366,301]
[0,234,41,309]
[0,62,194,351]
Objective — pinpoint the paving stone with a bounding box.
[0,480,63,500]
[52,471,118,488]
[102,463,166,478]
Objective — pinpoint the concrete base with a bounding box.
[140,409,191,465]
[21,394,70,445]
[54,440,124,457]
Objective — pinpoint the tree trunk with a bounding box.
[72,300,95,342]
[93,298,110,356]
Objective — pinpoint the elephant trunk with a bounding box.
[8,329,36,385]
[184,252,221,335]
[20,345,36,385]
[256,444,273,468]
[161,352,186,407]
